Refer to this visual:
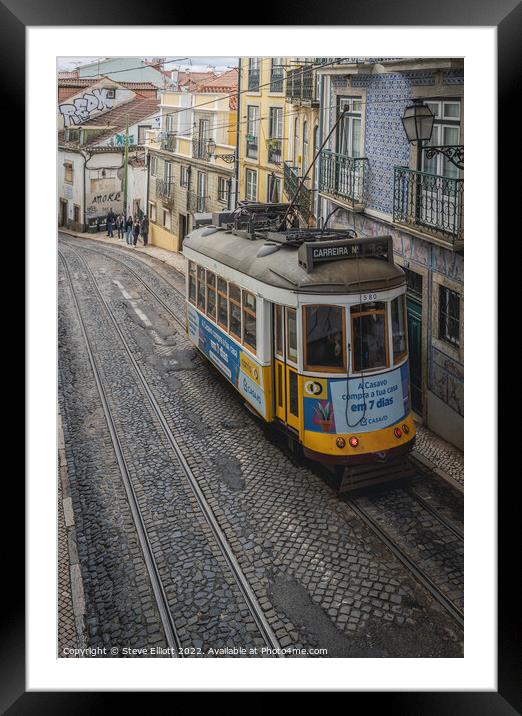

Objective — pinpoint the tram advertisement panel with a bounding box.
[187,304,267,417]
[304,364,410,434]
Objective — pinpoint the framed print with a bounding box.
[7,0,519,708]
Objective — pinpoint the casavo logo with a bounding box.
[304,380,326,398]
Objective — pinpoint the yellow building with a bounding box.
[146,70,238,252]
[237,57,288,206]
[238,57,321,227]
[282,58,321,227]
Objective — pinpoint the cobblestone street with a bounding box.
[58,233,464,658]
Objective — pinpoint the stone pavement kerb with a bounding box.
[59,228,464,492]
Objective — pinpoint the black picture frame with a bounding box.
[7,0,520,709]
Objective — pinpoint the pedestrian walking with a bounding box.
[116,212,124,239]
[125,215,134,245]
[141,215,149,247]
[133,216,140,246]
[106,208,116,238]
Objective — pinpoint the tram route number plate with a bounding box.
[298,236,393,273]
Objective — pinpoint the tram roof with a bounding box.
[183,229,406,294]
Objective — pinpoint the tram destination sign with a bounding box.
[298,236,393,273]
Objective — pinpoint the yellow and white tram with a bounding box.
[182,204,415,476]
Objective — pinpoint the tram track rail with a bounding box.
[59,249,182,656]
[344,495,464,629]
[59,241,283,656]
[61,236,464,634]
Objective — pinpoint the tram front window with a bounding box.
[351,302,388,372]
[304,305,345,371]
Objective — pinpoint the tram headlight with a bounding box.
[402,424,410,434]
[336,437,346,449]
[394,427,402,439]
[349,436,359,448]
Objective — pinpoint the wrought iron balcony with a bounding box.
[160,132,177,152]
[156,178,174,201]
[267,138,282,165]
[393,166,463,248]
[283,162,313,223]
[192,135,210,161]
[285,65,318,104]
[187,192,209,214]
[246,136,258,159]
[319,150,367,209]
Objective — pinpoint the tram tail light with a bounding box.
[394,427,402,439]
[336,437,346,449]
[402,424,410,434]
[349,436,359,448]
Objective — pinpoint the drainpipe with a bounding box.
[234,59,241,208]
[317,74,325,226]
[81,149,91,232]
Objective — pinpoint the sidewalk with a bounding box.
[59,227,464,493]
[411,421,464,492]
[59,227,186,274]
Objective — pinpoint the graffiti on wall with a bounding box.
[86,190,123,218]
[60,88,115,128]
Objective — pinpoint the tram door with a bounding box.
[273,304,286,422]
[273,305,300,431]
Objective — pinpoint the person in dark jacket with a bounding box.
[106,208,116,237]
[116,212,124,239]
[125,215,134,245]
[133,215,140,246]
[141,216,149,247]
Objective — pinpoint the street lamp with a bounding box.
[401,99,464,169]
[206,138,236,164]
[401,100,435,144]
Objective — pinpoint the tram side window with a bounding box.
[197,266,206,311]
[242,291,256,353]
[304,305,345,371]
[391,294,407,362]
[229,283,242,339]
[274,305,284,358]
[206,272,216,320]
[217,277,228,329]
[188,261,197,305]
[287,308,298,363]
[350,301,388,372]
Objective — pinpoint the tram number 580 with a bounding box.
[362,292,377,303]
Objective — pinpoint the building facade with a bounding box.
[237,58,288,205]
[146,70,238,252]
[315,58,464,448]
[282,58,321,226]
[58,80,159,231]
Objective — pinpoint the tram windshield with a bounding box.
[304,305,345,371]
[350,301,388,372]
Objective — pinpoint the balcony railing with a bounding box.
[187,192,209,213]
[247,69,260,92]
[393,167,463,247]
[283,162,313,223]
[246,136,258,159]
[267,138,282,165]
[156,178,174,201]
[192,135,210,161]
[285,65,318,103]
[319,150,367,208]
[160,132,177,152]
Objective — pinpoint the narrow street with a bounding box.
[58,234,463,658]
